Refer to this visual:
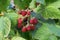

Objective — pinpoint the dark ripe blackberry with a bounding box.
[24,17,28,22]
[12,6,16,10]
[23,17,28,26]
[23,21,27,26]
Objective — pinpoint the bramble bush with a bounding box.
[0,0,60,40]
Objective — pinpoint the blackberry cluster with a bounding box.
[17,10,38,32]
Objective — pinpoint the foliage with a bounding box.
[14,0,32,9]
[12,36,26,40]
[5,11,19,28]
[0,0,10,12]
[0,16,11,39]
[0,0,60,40]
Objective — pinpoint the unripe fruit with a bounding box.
[18,18,23,28]
[30,18,38,24]
[30,19,34,24]
[18,18,22,24]
[22,27,27,32]
[21,10,27,16]
[27,10,31,16]
[18,23,22,28]
[31,26,35,30]
[27,25,31,31]
[33,18,38,24]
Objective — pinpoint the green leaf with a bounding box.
[29,0,36,9]
[4,38,9,40]
[34,23,58,40]
[48,0,60,9]
[0,32,4,40]
[45,0,58,5]
[5,12,19,28]
[0,0,10,11]
[14,0,31,9]
[46,23,60,37]
[33,4,41,13]
[12,36,26,40]
[34,23,51,40]
[48,35,57,40]
[41,6,60,19]
[0,16,11,37]
[31,11,37,17]
[36,0,46,5]
[9,29,16,38]
[32,22,42,37]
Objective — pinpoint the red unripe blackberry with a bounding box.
[18,23,22,28]
[18,18,22,24]
[30,18,38,24]
[26,25,31,31]
[27,10,31,16]
[30,19,34,24]
[33,18,38,24]
[21,10,27,16]
[22,27,27,32]
[18,18,23,28]
[31,26,35,30]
